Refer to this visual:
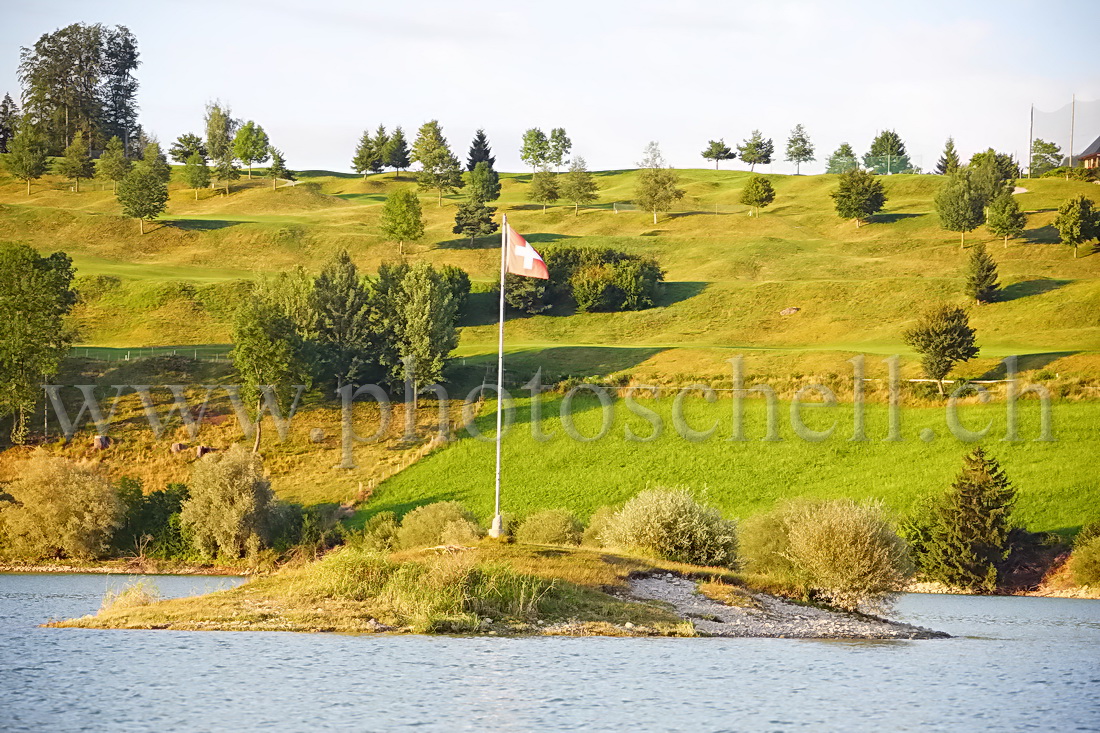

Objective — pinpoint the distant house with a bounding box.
[1080,135,1100,169]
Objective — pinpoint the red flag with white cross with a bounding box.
[504,222,549,279]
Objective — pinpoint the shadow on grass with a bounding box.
[168,219,241,232]
[873,212,925,224]
[999,279,1071,301]
[975,351,1078,379]
[657,281,707,306]
[446,346,665,394]
[1024,224,1060,244]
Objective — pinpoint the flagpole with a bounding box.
[489,214,508,537]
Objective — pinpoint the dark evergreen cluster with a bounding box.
[504,246,665,315]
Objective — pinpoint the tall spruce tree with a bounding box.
[936,137,961,175]
[919,448,1016,592]
[268,147,292,190]
[379,189,425,255]
[467,161,501,202]
[56,131,94,192]
[830,168,887,226]
[902,304,980,395]
[784,124,815,174]
[737,130,774,171]
[0,93,18,153]
[371,125,389,173]
[825,143,859,174]
[965,244,1000,304]
[701,139,735,169]
[560,156,599,215]
[384,126,410,179]
[935,168,986,247]
[1053,194,1098,259]
[863,130,911,174]
[453,195,498,244]
[233,121,270,178]
[467,128,495,171]
[2,122,48,195]
[412,121,462,206]
[986,189,1027,248]
[739,174,776,216]
[182,151,210,200]
[97,135,131,191]
[352,129,375,178]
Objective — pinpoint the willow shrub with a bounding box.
[516,509,583,546]
[603,489,737,567]
[1070,533,1100,587]
[396,501,481,549]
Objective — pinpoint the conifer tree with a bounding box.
[182,151,210,200]
[467,128,495,171]
[0,93,18,153]
[384,126,410,179]
[560,156,599,215]
[467,161,500,202]
[739,174,776,216]
[453,196,499,244]
[1053,194,1098,259]
[97,135,131,192]
[830,168,887,226]
[56,131,94,192]
[530,169,559,211]
[918,448,1016,592]
[701,140,735,169]
[268,147,293,190]
[737,130,774,171]
[116,167,169,234]
[936,137,960,175]
[863,130,910,174]
[2,122,48,195]
[902,304,979,395]
[169,133,206,164]
[370,125,389,173]
[965,244,999,304]
[379,189,425,254]
[985,189,1027,248]
[233,121,270,178]
[548,127,572,171]
[784,124,815,174]
[309,250,377,388]
[213,147,239,195]
[825,143,859,174]
[935,168,985,248]
[352,129,375,178]
[520,128,550,172]
[633,142,684,224]
[412,120,463,206]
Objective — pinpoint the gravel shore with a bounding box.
[628,574,949,639]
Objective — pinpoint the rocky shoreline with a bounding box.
[628,574,949,639]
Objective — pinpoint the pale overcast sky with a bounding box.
[2,0,1098,174]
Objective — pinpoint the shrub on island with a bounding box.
[602,489,737,567]
[396,501,482,549]
[515,509,583,546]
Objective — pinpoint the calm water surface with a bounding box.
[1,573,1098,732]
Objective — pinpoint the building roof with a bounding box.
[1080,134,1100,159]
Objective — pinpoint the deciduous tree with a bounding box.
[137,139,171,185]
[204,101,238,168]
[739,174,776,216]
[520,128,550,172]
[548,127,572,171]
[309,249,377,388]
[784,124,815,174]
[169,133,206,164]
[902,304,979,395]
[1030,138,1062,176]
[633,142,684,224]
[830,168,886,226]
[379,189,425,254]
[412,120,462,206]
[985,189,1026,247]
[935,168,985,247]
[560,156,599,215]
[116,167,168,234]
[182,151,210,200]
[1,122,48,194]
[56,131,94,192]
[233,121,270,179]
[180,446,279,556]
[467,160,500,202]
[96,135,131,191]
[530,169,559,211]
[1053,194,1098,258]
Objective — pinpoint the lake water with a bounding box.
[1,573,1098,732]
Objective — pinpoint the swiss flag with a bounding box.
[505,222,549,279]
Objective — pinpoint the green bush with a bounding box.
[0,455,123,560]
[1069,535,1100,587]
[603,489,737,567]
[114,479,192,559]
[581,506,617,547]
[396,501,480,549]
[506,245,665,315]
[516,509,583,546]
[1041,166,1097,182]
[1076,521,1100,548]
[570,264,618,313]
[742,499,913,611]
[355,511,400,551]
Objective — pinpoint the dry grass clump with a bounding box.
[395,502,482,549]
[101,580,161,612]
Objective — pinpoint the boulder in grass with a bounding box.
[309,428,326,444]
[170,442,189,454]
[780,307,800,316]
[195,445,216,458]
[92,435,111,450]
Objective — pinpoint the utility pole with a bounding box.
[1069,94,1076,169]
[1027,103,1034,178]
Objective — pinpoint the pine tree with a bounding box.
[2,122,48,195]
[453,196,499,243]
[902,305,980,395]
[825,143,859,174]
[268,147,293,190]
[467,129,495,171]
[863,130,910,174]
[701,140,735,169]
[633,142,684,224]
[739,174,776,216]
[370,125,389,173]
[965,244,1000,304]
[97,135,131,192]
[352,129,375,178]
[530,170,559,211]
[116,167,169,234]
[169,133,207,164]
[986,189,1027,248]
[411,120,463,206]
[548,127,572,171]
[137,140,171,185]
[308,250,377,388]
[0,93,18,153]
[520,128,550,172]
[56,131,95,192]
[830,168,887,227]
[233,121,270,179]
[384,126,410,179]
[560,156,599,215]
[1053,194,1099,259]
[182,151,210,200]
[919,448,1016,592]
[466,161,500,202]
[737,130,774,171]
[784,124,815,174]
[936,137,960,175]
[935,168,985,248]
[379,189,425,254]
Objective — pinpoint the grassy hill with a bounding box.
[0,164,1097,530]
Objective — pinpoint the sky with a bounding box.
[2,0,1099,174]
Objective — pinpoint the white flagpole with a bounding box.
[489,214,508,537]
